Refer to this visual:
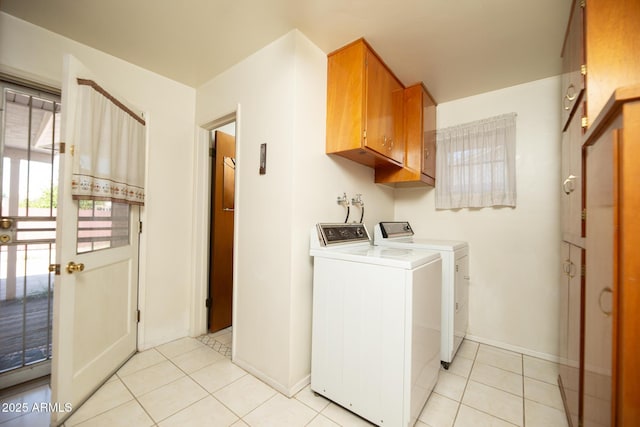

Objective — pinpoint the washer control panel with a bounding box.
[316,223,370,246]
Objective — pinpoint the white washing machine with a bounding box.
[374,222,469,369]
[310,223,442,427]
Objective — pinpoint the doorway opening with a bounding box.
[0,80,60,389]
[207,119,236,337]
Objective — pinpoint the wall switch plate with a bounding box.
[259,143,267,175]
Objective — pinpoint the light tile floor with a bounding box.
[0,338,570,426]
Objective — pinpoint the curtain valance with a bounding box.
[71,78,146,206]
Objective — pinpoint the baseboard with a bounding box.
[465,334,562,364]
[232,357,310,398]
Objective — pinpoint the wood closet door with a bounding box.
[209,130,235,333]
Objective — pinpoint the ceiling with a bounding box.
[1,0,572,103]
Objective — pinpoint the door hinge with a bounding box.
[137,309,141,323]
[49,264,61,275]
[581,264,586,277]
[581,64,587,76]
[455,264,459,272]
[205,298,211,308]
[582,209,587,220]
[581,116,588,128]
[138,221,143,234]
[58,142,66,154]
[209,147,215,157]
[70,144,76,156]
[580,0,585,8]
[363,129,367,139]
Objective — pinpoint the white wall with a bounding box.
[0,12,197,349]
[195,30,395,395]
[394,76,563,359]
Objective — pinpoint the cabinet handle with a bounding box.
[568,261,576,278]
[598,287,613,316]
[562,175,576,195]
[562,259,576,278]
[565,84,577,101]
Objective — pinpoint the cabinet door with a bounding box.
[561,109,585,244]
[365,50,404,165]
[561,0,584,130]
[558,242,582,427]
[422,90,437,180]
[583,127,616,427]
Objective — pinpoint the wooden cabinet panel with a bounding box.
[364,50,404,163]
[326,38,404,168]
[582,89,640,427]
[375,83,436,186]
[561,108,585,246]
[584,116,616,427]
[558,242,583,427]
[561,0,585,131]
[584,0,640,127]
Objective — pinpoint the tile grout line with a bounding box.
[450,341,479,426]
[160,345,249,424]
[116,371,163,426]
[456,343,524,427]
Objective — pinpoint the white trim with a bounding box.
[188,126,210,337]
[231,105,241,358]
[465,334,562,364]
[189,107,239,339]
[136,111,151,351]
[0,361,51,390]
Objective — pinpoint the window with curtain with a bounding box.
[435,113,517,209]
[71,78,145,253]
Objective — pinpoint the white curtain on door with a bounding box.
[435,113,517,209]
[71,78,146,205]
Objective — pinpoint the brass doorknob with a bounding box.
[66,262,85,274]
[0,218,13,229]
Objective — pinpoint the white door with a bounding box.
[50,55,140,426]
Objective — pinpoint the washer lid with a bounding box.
[410,238,468,251]
[311,244,440,269]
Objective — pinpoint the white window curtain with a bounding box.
[435,113,516,209]
[71,78,146,206]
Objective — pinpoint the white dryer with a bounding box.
[310,223,441,427]
[374,222,469,369]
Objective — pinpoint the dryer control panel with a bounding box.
[378,221,414,238]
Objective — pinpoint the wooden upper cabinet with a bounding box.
[326,38,405,168]
[561,0,585,131]
[375,83,437,186]
[582,0,640,128]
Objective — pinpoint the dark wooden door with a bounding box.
[209,130,235,332]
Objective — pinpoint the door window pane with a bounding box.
[77,200,130,254]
